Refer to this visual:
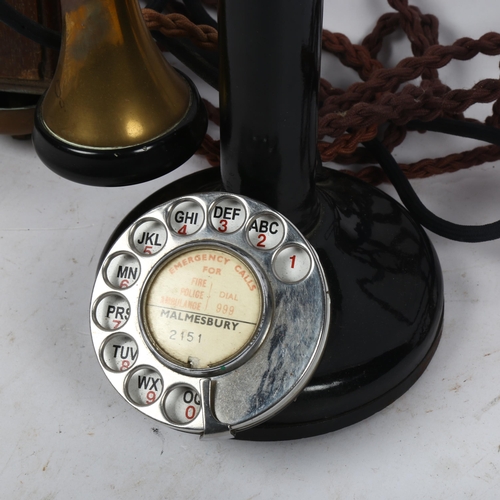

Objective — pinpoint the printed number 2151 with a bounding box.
[169,330,202,343]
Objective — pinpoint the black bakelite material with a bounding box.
[219,0,322,235]
[243,168,444,440]
[102,167,444,440]
[101,0,444,440]
[32,71,207,187]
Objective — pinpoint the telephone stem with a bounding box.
[218,0,323,233]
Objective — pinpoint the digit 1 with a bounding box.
[290,255,296,268]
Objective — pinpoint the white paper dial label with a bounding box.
[143,247,263,370]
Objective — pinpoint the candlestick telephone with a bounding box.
[9,0,500,440]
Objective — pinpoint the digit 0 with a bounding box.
[185,405,196,420]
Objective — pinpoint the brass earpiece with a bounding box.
[33,0,207,186]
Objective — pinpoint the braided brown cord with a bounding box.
[318,126,379,161]
[322,34,500,110]
[142,9,218,50]
[199,135,221,166]
[321,32,383,81]
[319,79,500,136]
[203,98,220,126]
[143,1,500,186]
[345,144,500,185]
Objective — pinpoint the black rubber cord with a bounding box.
[0,0,220,89]
[183,0,218,29]
[147,0,219,89]
[0,0,60,49]
[5,0,498,242]
[364,119,500,242]
[145,0,170,12]
[149,31,219,89]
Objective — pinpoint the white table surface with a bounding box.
[2,1,500,498]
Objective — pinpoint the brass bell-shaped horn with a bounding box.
[33,0,207,186]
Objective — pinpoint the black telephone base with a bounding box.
[103,166,444,441]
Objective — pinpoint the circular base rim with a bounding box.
[98,167,445,441]
[235,310,443,441]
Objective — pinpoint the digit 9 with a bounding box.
[216,303,235,315]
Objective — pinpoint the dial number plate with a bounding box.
[143,247,262,370]
[90,193,330,437]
